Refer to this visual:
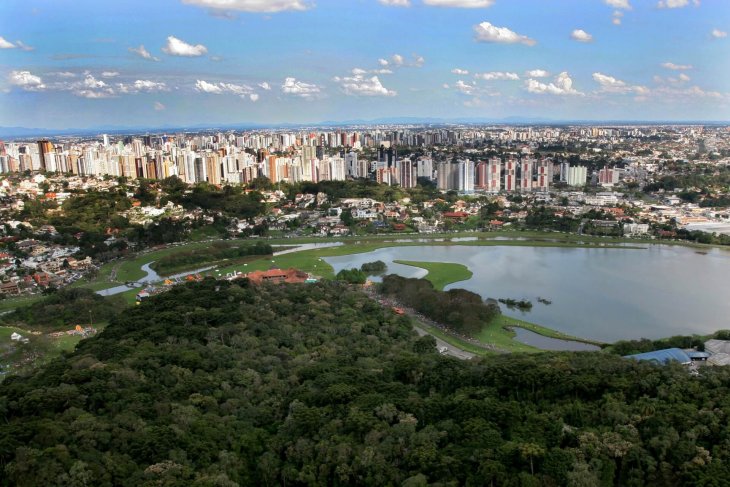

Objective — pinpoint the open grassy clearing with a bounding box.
[0,296,42,312]
[474,314,604,352]
[392,260,473,291]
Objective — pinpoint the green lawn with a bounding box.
[0,325,28,340]
[392,260,473,290]
[0,295,43,312]
[474,314,604,353]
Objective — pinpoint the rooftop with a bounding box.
[625,348,691,365]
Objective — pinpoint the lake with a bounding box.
[324,244,730,343]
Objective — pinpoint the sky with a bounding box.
[0,0,728,129]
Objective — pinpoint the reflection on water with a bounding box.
[324,244,730,342]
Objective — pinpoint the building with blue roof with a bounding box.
[624,348,691,365]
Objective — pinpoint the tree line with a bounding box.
[379,274,501,336]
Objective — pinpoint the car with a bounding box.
[438,346,448,354]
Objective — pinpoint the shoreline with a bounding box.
[382,259,604,352]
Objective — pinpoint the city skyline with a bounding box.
[1,0,729,129]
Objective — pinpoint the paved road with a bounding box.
[413,324,476,360]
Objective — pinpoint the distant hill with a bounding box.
[2,117,727,139]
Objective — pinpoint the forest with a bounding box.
[1,279,730,486]
[380,274,501,336]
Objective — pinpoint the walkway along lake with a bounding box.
[323,244,730,343]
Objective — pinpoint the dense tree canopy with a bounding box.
[1,280,730,486]
[380,275,501,336]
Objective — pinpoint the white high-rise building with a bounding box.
[567,166,587,187]
[458,160,474,193]
[416,157,433,179]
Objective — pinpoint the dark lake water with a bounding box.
[324,244,730,343]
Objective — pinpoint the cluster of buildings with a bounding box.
[1,125,727,197]
[0,237,94,297]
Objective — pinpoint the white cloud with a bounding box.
[118,80,169,93]
[15,41,34,51]
[452,68,469,75]
[378,0,411,6]
[195,80,222,94]
[525,69,549,78]
[525,71,582,95]
[335,74,396,96]
[154,101,166,111]
[258,81,271,90]
[454,79,476,95]
[473,22,536,46]
[101,71,120,78]
[351,68,368,75]
[377,53,422,69]
[592,72,626,89]
[604,0,631,9]
[654,73,692,86]
[474,71,519,80]
[69,75,116,98]
[74,89,115,99]
[661,62,692,70]
[219,82,255,96]
[593,72,649,95]
[612,11,623,25]
[654,84,723,100]
[657,0,699,8]
[181,0,311,13]
[423,0,495,7]
[129,44,159,61]
[8,70,46,91]
[56,72,77,78]
[162,36,208,57]
[195,79,254,98]
[0,37,32,50]
[711,29,727,39]
[570,29,593,42]
[81,75,107,89]
[249,93,259,101]
[281,77,321,98]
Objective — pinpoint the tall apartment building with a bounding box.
[598,167,620,187]
[567,166,587,187]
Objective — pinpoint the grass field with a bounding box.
[392,260,473,290]
[0,295,43,312]
[0,324,104,377]
[474,314,604,353]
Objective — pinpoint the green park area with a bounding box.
[392,260,473,290]
[91,232,617,354]
[1,230,632,363]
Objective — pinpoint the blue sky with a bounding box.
[0,0,728,128]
